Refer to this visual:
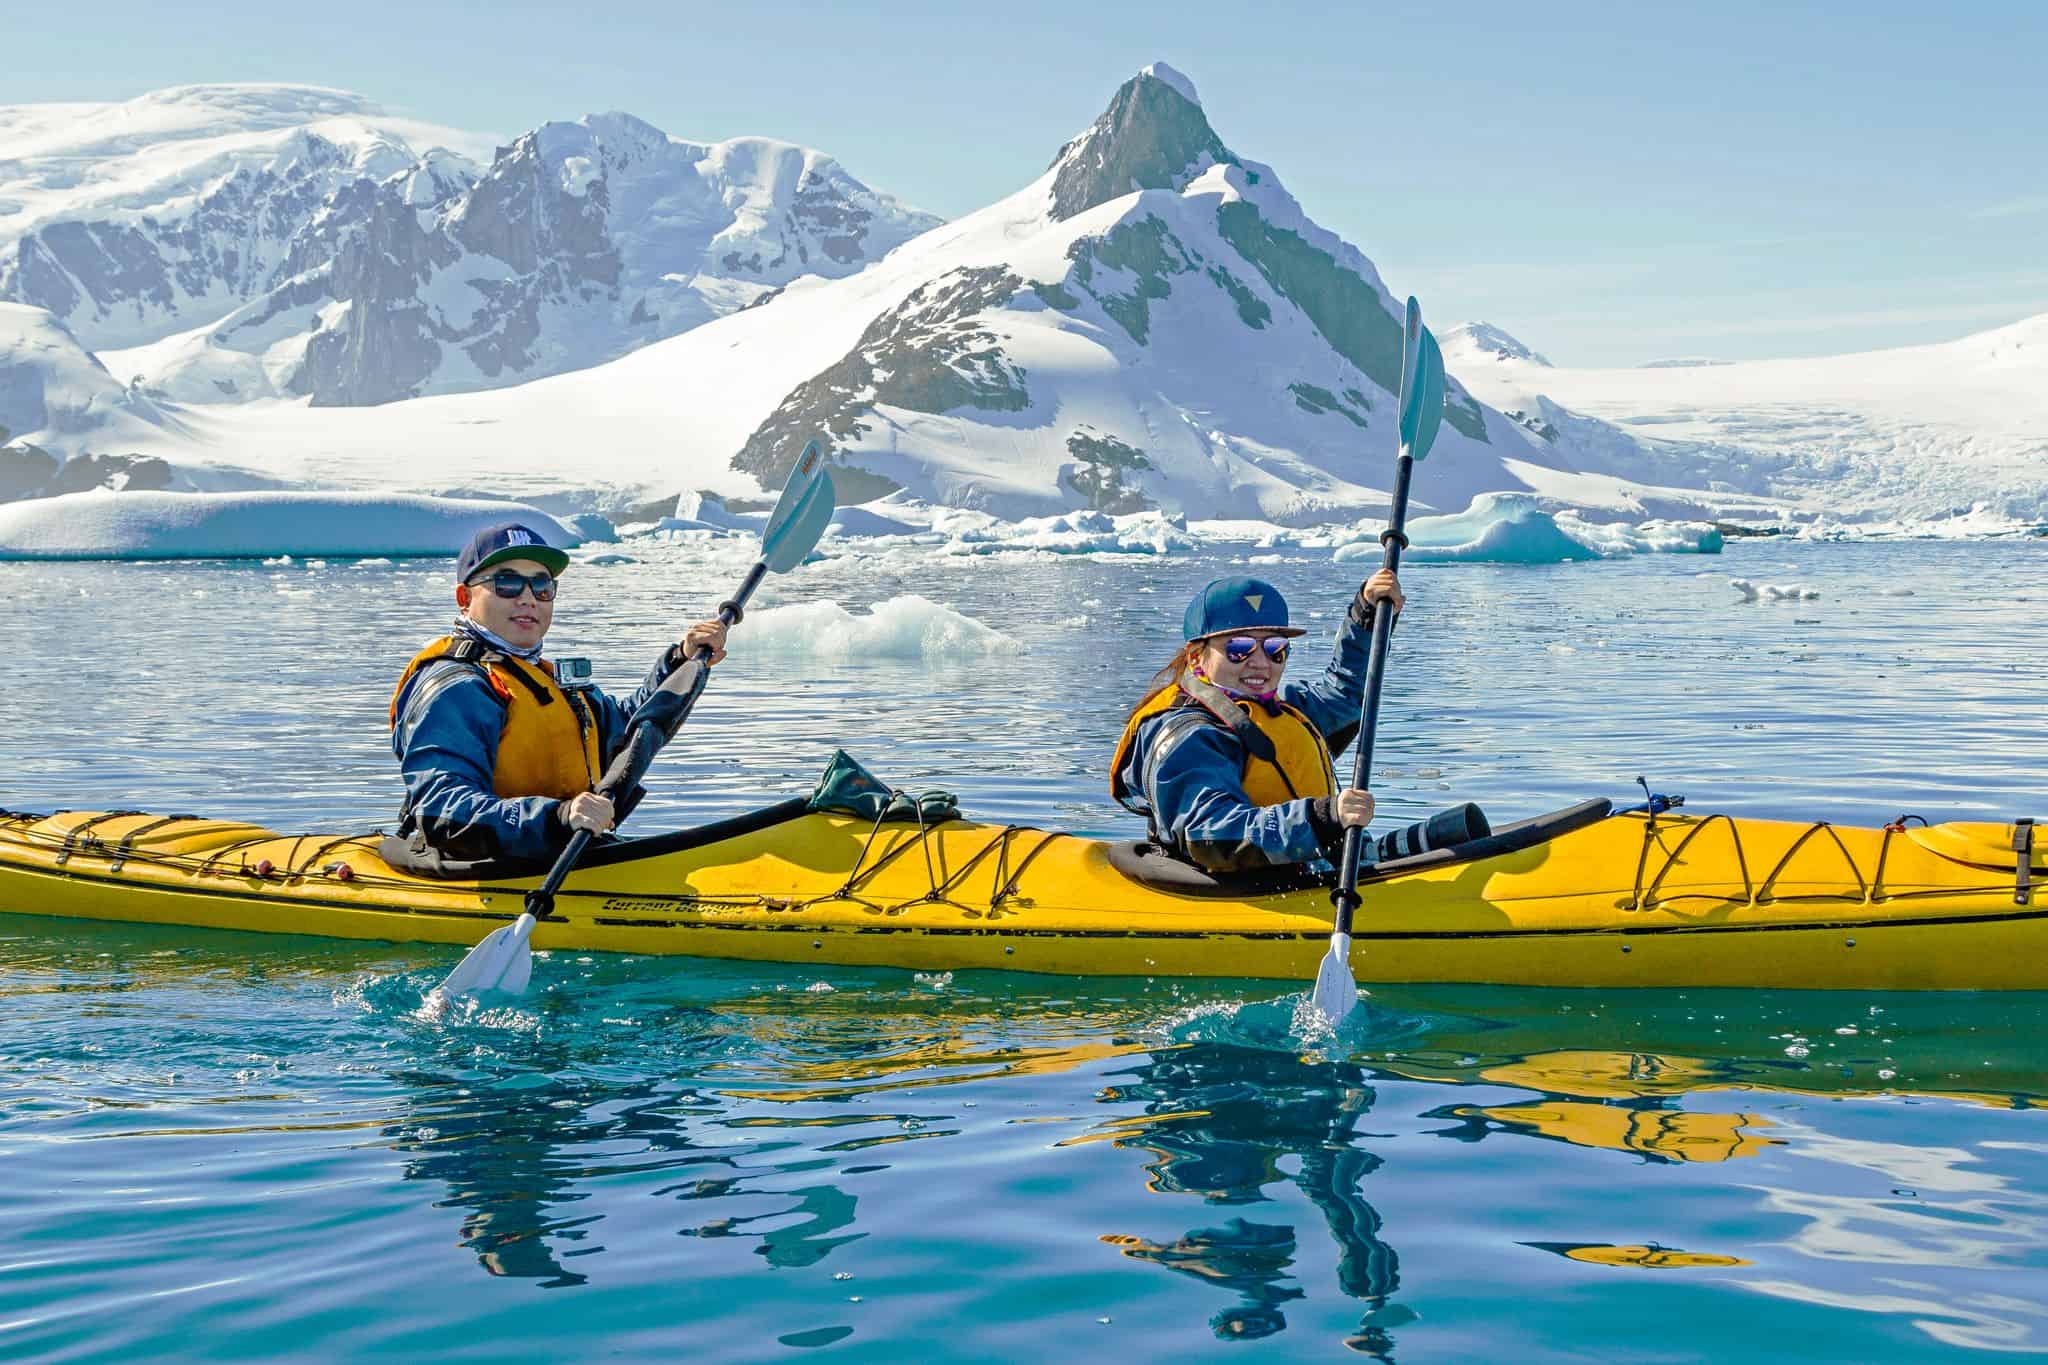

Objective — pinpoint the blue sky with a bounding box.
[10,0,2044,366]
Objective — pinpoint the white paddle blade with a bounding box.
[428,911,538,1004]
[1310,932,1360,1022]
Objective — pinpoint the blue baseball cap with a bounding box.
[1183,576,1306,641]
[455,522,570,584]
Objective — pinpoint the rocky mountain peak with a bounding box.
[1048,65,1236,221]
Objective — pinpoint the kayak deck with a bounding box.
[0,802,2042,989]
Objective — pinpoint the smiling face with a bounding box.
[456,556,554,650]
[1197,628,1291,695]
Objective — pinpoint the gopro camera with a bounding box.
[554,656,595,689]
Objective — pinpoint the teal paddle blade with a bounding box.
[1396,296,1428,458]
[1411,326,1446,463]
[762,439,837,573]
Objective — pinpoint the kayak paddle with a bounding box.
[425,440,836,1007]
[1310,298,1445,1024]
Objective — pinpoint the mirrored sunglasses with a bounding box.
[1222,636,1289,664]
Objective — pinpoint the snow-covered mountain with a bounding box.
[1443,321,1551,368]
[7,70,2042,528]
[1447,313,2048,524]
[141,63,1586,523]
[0,302,184,497]
[0,85,939,406]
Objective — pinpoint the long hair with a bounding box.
[1126,640,1201,722]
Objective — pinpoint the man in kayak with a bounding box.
[1111,571,1402,873]
[389,522,729,864]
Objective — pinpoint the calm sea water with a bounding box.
[3,537,2045,1360]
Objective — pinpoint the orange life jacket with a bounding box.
[1110,668,1336,809]
[390,636,603,801]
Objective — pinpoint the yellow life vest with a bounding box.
[390,636,603,801]
[1110,669,1336,809]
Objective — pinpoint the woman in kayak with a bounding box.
[1111,571,1402,872]
[389,522,730,865]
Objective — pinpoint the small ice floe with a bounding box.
[580,552,636,566]
[1881,587,1916,596]
[1730,577,1819,602]
[745,594,1014,659]
[805,981,836,994]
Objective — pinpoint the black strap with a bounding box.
[492,655,557,707]
[2016,818,2035,907]
[442,637,555,707]
[1177,669,1279,765]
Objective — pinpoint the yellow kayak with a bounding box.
[0,797,2039,989]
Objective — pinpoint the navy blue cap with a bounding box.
[1183,576,1305,641]
[455,522,570,584]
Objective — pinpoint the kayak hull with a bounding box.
[2,805,2042,990]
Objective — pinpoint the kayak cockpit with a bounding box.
[1104,797,1614,897]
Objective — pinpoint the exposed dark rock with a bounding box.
[1289,383,1369,429]
[1206,265,1269,328]
[0,447,171,501]
[1049,71,1237,221]
[0,442,59,500]
[1066,216,1196,344]
[1032,280,1081,312]
[1062,429,1152,512]
[1215,202,1489,443]
[0,132,375,347]
[734,266,1031,493]
[51,452,174,494]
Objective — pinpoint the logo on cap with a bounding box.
[504,529,534,546]
[1245,594,1264,611]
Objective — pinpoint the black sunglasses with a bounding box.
[471,568,557,602]
[1220,636,1290,664]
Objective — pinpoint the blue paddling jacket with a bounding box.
[1113,594,1385,872]
[390,637,685,864]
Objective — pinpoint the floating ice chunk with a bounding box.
[579,552,636,566]
[0,490,582,561]
[1881,587,1916,597]
[940,509,1193,556]
[1731,577,1819,602]
[744,594,1013,659]
[563,513,619,544]
[1327,493,1720,565]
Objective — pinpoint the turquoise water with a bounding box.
[3,538,2045,1358]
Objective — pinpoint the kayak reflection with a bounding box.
[1086,1044,1403,1352]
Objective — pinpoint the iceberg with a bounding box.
[1329,493,1722,564]
[0,490,582,561]
[742,594,1012,660]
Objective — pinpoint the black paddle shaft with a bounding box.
[1330,453,1415,928]
[524,560,770,919]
